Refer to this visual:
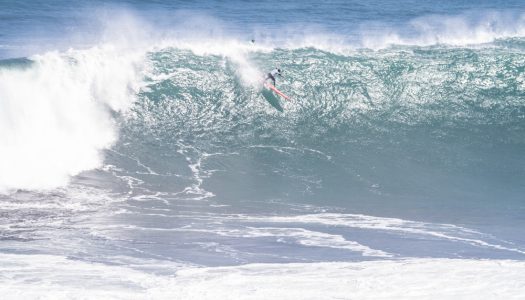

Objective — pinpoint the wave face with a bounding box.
[121,42,525,213]
[2,40,525,198]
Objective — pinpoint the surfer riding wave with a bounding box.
[262,68,291,101]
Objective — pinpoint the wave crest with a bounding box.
[0,46,143,194]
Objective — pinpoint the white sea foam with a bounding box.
[216,226,391,257]
[1,253,525,299]
[84,221,389,257]
[227,213,525,255]
[0,46,144,194]
[81,210,525,258]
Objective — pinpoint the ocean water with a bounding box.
[1,0,525,298]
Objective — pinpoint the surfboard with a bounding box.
[264,83,291,100]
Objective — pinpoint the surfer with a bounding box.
[265,68,282,86]
[262,68,291,101]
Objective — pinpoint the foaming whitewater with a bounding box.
[0,46,144,193]
[2,253,525,300]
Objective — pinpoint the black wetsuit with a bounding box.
[266,73,276,86]
[265,69,281,86]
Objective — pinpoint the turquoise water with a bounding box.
[1,0,525,297]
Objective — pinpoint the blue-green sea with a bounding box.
[1,1,525,298]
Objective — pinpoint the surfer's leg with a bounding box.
[264,73,272,85]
